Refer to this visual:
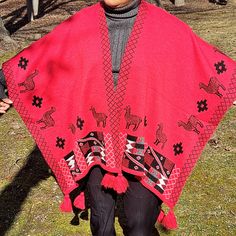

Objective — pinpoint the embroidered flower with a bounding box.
[18,57,29,70]
[173,142,183,156]
[197,99,208,112]
[32,95,43,108]
[76,117,85,130]
[56,137,65,149]
[214,60,227,74]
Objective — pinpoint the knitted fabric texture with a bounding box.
[105,0,140,86]
[2,0,236,228]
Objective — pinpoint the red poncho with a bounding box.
[2,0,236,229]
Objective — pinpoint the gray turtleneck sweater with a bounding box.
[0,0,141,98]
[104,0,141,87]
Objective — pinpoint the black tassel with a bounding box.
[80,209,89,221]
[70,213,80,226]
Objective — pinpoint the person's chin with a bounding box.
[103,0,132,8]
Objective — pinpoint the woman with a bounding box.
[1,0,235,235]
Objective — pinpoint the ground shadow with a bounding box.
[2,5,28,35]
[37,0,87,18]
[0,146,51,236]
[2,0,88,34]
[2,0,161,35]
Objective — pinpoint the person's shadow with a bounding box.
[0,144,160,236]
[0,146,51,236]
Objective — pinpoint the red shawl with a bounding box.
[2,0,236,229]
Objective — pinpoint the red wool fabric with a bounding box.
[2,0,236,229]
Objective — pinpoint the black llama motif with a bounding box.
[36,107,56,129]
[154,123,167,149]
[178,115,204,134]
[90,106,107,128]
[199,77,226,98]
[18,70,39,93]
[124,106,142,131]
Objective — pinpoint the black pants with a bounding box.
[86,166,162,236]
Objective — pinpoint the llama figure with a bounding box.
[154,123,167,149]
[124,106,142,131]
[36,107,56,129]
[18,70,39,93]
[90,106,107,128]
[178,115,204,134]
[199,77,226,98]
